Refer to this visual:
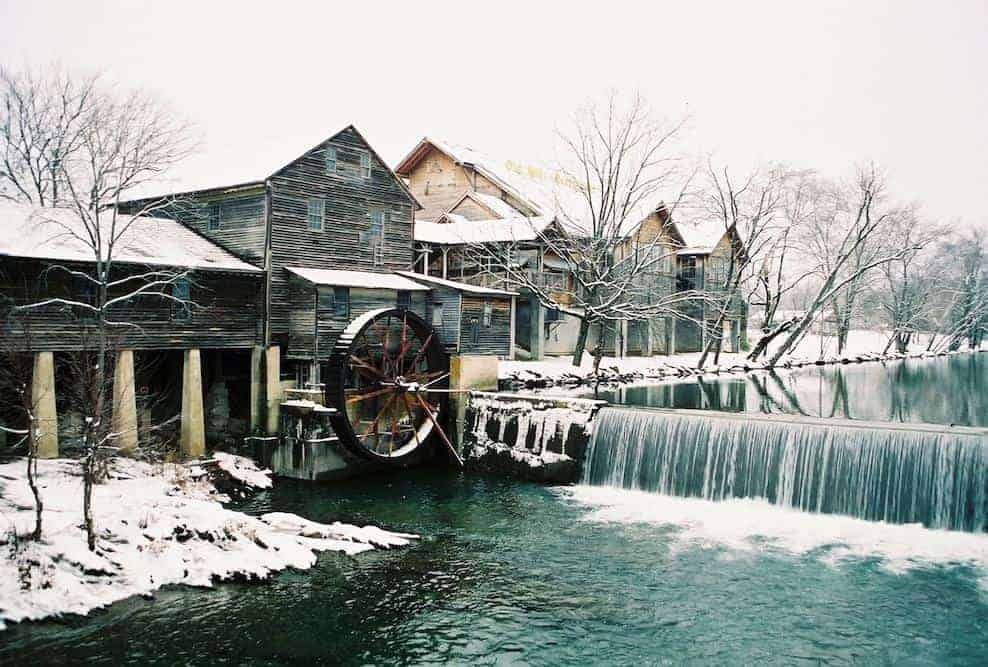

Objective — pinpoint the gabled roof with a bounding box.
[121,125,421,210]
[395,271,517,297]
[285,267,429,291]
[395,137,584,222]
[673,219,729,253]
[0,203,262,273]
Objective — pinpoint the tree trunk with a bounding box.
[26,426,42,540]
[572,317,591,367]
[747,317,796,361]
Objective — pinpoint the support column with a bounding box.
[618,320,628,358]
[112,350,138,454]
[667,316,677,355]
[249,345,264,432]
[264,345,281,435]
[508,296,517,360]
[530,298,545,361]
[180,349,205,458]
[644,319,654,357]
[32,351,58,459]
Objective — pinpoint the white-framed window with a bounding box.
[207,203,221,231]
[325,146,338,174]
[364,209,386,265]
[307,198,325,231]
[482,301,493,327]
[431,303,443,327]
[360,151,371,179]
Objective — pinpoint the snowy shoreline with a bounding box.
[0,454,416,631]
[500,330,986,391]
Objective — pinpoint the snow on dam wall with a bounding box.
[463,392,607,483]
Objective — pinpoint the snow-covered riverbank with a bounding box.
[500,329,985,390]
[0,454,416,631]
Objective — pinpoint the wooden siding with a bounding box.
[268,127,417,345]
[0,258,263,352]
[458,295,512,357]
[426,287,462,353]
[121,190,267,265]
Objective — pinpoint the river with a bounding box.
[1,354,987,664]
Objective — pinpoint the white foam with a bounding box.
[559,485,988,586]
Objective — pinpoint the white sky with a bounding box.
[2,0,986,227]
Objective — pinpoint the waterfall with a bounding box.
[584,407,988,532]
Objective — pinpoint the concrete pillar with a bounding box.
[449,355,499,456]
[180,349,205,458]
[265,345,282,435]
[31,352,58,459]
[249,345,264,432]
[111,350,138,454]
[508,296,517,360]
[530,298,545,361]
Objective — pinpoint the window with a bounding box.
[207,203,221,231]
[482,301,493,327]
[397,290,411,309]
[360,151,371,179]
[431,303,443,327]
[325,146,338,174]
[333,286,349,317]
[171,278,191,320]
[307,198,325,231]
[362,209,387,265]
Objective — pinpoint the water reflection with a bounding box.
[590,353,988,427]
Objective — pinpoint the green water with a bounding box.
[3,470,987,665]
[589,353,988,427]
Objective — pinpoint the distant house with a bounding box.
[395,136,750,359]
[395,137,583,360]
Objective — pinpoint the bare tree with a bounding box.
[691,163,787,368]
[766,165,918,366]
[1,64,194,550]
[466,93,696,368]
[874,209,946,353]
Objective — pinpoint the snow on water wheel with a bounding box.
[325,307,460,466]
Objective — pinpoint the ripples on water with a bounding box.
[2,470,987,665]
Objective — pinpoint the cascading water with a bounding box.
[583,407,988,532]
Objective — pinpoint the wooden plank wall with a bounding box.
[0,258,263,352]
[458,295,511,357]
[268,128,417,349]
[425,286,462,353]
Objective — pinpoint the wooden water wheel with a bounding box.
[324,307,461,466]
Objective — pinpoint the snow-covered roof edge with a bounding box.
[395,271,517,297]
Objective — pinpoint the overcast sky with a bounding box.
[2,1,986,227]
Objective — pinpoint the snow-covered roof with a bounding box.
[414,215,555,245]
[395,271,517,297]
[468,192,525,219]
[285,267,430,291]
[675,219,727,252]
[0,203,262,273]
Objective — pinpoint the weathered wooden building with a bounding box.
[1,126,514,461]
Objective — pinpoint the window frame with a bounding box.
[431,302,443,327]
[482,300,493,327]
[171,277,192,321]
[332,286,350,318]
[359,151,372,179]
[207,202,221,231]
[325,146,338,174]
[307,197,325,231]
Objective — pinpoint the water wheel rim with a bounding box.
[326,307,449,463]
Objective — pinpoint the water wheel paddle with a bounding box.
[325,307,460,466]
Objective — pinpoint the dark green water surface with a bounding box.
[3,469,987,665]
[588,352,988,427]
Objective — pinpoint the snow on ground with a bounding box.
[0,455,416,631]
[501,329,981,383]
